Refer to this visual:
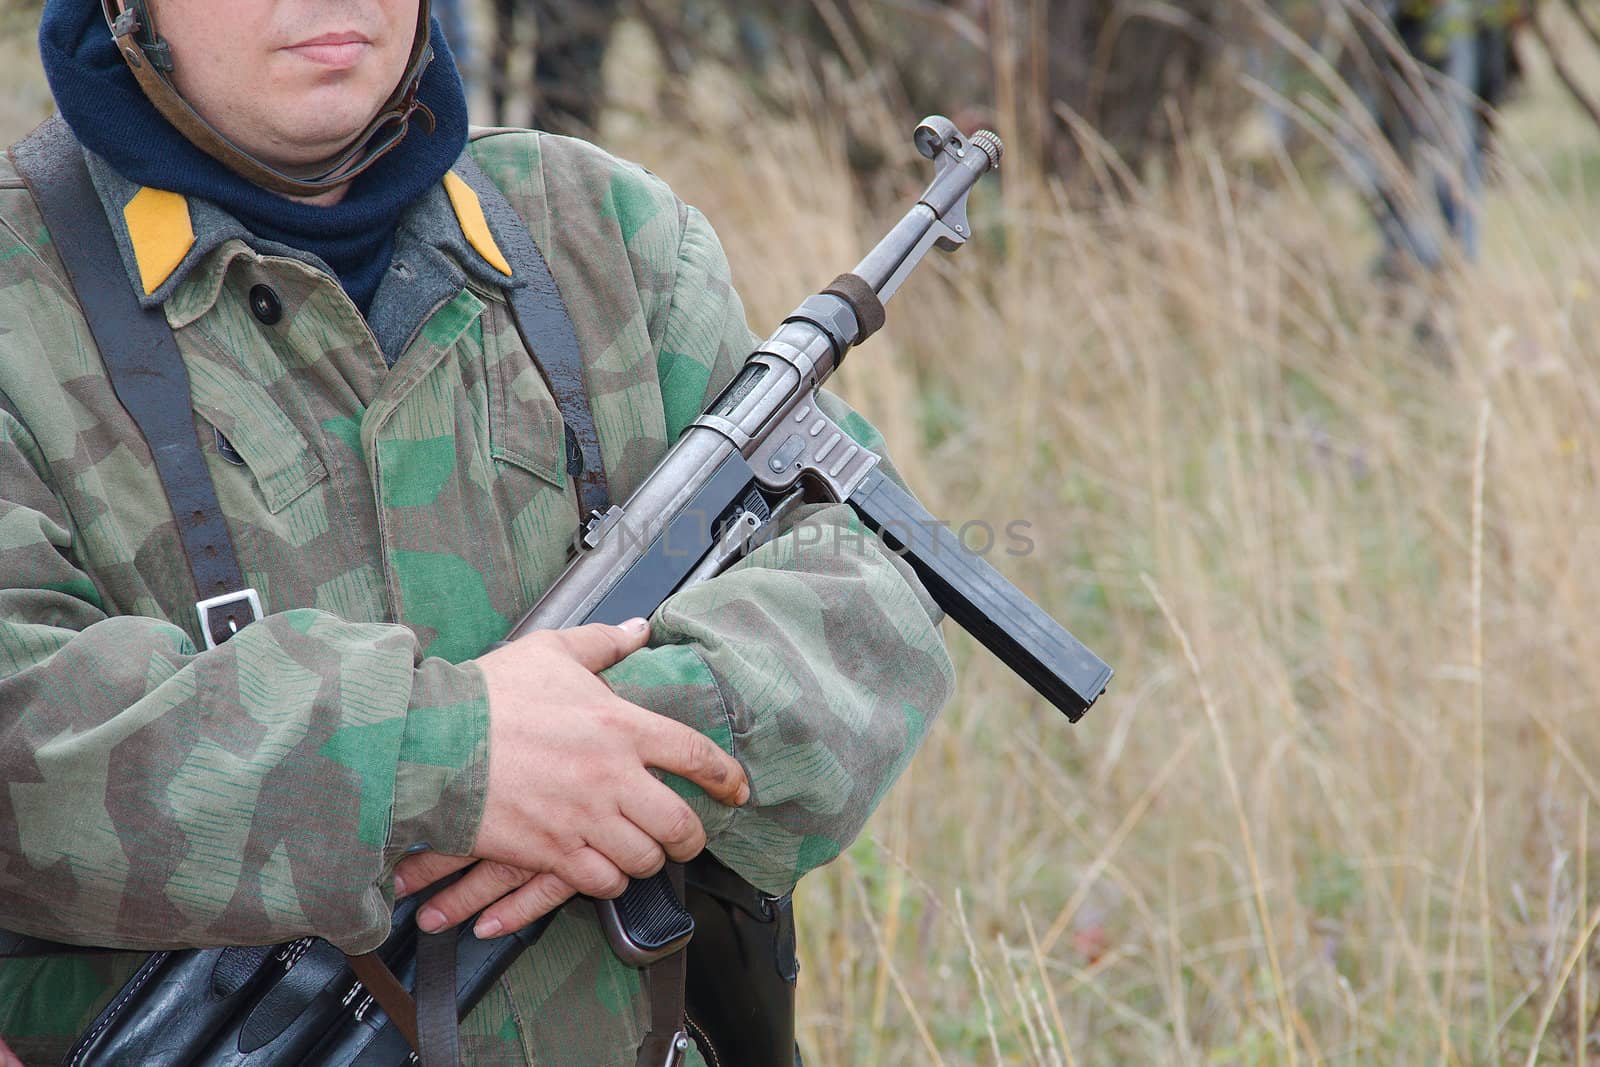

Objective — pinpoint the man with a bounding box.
[1356,0,1519,272]
[0,1,954,1064]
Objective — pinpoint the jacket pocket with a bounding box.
[187,361,327,515]
[193,401,327,515]
[474,297,584,607]
[481,297,570,493]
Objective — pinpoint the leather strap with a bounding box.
[454,156,611,519]
[346,951,421,1054]
[8,116,252,645]
[636,864,690,1067]
[414,930,460,1066]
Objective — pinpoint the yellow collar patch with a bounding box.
[442,171,513,278]
[123,187,196,297]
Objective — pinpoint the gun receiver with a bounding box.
[502,115,1113,967]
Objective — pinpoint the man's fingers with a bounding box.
[586,816,668,879]
[549,618,651,673]
[619,780,708,862]
[415,860,532,933]
[0,1036,21,1067]
[554,848,630,900]
[632,713,749,806]
[472,873,577,940]
[393,851,475,899]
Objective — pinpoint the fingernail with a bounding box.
[418,907,446,933]
[624,617,649,634]
[392,875,407,897]
[474,916,503,940]
[736,782,751,805]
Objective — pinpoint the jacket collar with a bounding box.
[82,145,520,316]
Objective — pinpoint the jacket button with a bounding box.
[249,285,283,325]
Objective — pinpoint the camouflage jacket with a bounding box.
[0,127,954,1065]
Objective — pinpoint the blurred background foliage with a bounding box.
[461,1,1543,191]
[474,0,1255,180]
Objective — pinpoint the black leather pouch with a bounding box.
[64,898,423,1067]
[684,854,802,1067]
[63,880,553,1066]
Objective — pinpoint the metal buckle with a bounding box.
[661,1031,690,1067]
[196,588,263,650]
[108,8,139,38]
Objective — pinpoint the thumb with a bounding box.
[555,618,652,673]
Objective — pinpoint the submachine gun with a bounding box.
[63,116,1112,1067]
[511,113,1114,1064]
[522,113,1110,947]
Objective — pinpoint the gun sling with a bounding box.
[1,115,707,1067]
[9,115,255,652]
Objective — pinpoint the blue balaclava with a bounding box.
[38,1,470,312]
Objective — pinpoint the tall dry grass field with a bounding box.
[611,27,1600,1066]
[6,6,1600,1064]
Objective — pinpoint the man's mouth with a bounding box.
[281,32,373,69]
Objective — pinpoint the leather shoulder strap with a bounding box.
[7,115,254,649]
[413,929,459,1066]
[452,154,612,519]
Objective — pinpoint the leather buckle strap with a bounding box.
[197,588,263,650]
[10,117,259,649]
[413,930,460,1067]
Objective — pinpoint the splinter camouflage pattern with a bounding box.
[0,126,954,1065]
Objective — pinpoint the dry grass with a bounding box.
[8,7,1600,1065]
[0,8,49,146]
[616,29,1600,1067]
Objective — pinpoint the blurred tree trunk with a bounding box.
[1024,1,1247,177]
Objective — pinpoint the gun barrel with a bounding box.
[850,204,941,297]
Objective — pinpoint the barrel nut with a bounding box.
[969,129,1004,170]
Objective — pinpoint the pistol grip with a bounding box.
[594,868,694,967]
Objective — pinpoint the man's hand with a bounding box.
[393,851,576,939]
[393,619,748,937]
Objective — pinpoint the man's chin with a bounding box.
[261,78,402,153]
[261,120,382,172]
